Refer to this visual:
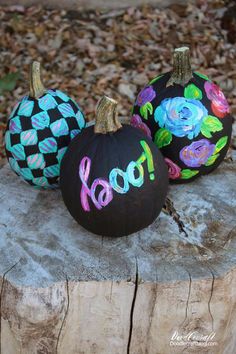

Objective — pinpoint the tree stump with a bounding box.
[0,153,235,354]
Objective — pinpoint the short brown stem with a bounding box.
[29,61,46,99]
[94,96,122,134]
[166,47,193,87]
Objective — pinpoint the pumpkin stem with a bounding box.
[94,96,122,134]
[29,61,46,99]
[166,47,193,87]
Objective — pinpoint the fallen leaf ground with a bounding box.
[0,0,235,162]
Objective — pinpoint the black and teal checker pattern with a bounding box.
[5,89,85,188]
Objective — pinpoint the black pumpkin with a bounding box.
[60,96,168,237]
[5,61,85,188]
[132,47,232,183]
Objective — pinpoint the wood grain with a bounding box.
[0,153,235,353]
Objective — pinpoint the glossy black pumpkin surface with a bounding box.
[60,125,168,237]
[132,72,232,183]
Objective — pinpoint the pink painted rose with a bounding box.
[204,81,230,118]
[130,114,152,138]
[164,158,181,180]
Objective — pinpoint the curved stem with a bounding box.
[94,96,122,134]
[166,47,193,87]
[29,61,46,99]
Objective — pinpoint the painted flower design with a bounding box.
[130,115,152,138]
[164,158,181,180]
[136,86,156,107]
[180,139,215,168]
[204,81,230,118]
[154,97,208,139]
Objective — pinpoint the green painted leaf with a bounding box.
[205,153,220,166]
[140,102,153,120]
[214,136,228,154]
[194,71,211,81]
[154,128,172,148]
[200,115,223,138]
[149,75,163,85]
[181,169,199,179]
[184,84,202,100]
[0,72,20,94]
[140,105,146,119]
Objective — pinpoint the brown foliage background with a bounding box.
[0,0,235,162]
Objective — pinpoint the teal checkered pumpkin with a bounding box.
[5,61,85,188]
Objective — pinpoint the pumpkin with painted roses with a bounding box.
[132,47,232,183]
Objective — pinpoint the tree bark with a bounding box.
[0,153,235,353]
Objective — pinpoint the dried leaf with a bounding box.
[0,72,20,95]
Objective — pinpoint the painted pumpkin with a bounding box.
[5,61,85,188]
[132,47,232,183]
[60,96,168,237]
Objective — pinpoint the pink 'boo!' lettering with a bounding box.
[78,140,155,212]
[79,157,113,212]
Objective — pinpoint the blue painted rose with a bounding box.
[154,97,208,139]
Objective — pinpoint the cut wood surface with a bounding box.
[0,153,235,353]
